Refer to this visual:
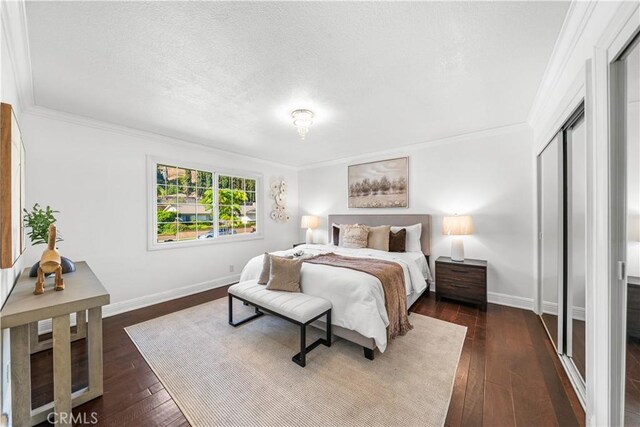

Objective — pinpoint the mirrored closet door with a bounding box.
[615,35,640,426]
[538,104,587,404]
[539,134,562,351]
[625,38,640,426]
[566,112,587,381]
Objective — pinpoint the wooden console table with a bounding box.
[1,261,109,426]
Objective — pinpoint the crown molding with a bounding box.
[595,0,640,59]
[26,104,530,173]
[24,105,299,171]
[534,64,585,154]
[298,122,531,171]
[1,0,34,112]
[527,1,597,129]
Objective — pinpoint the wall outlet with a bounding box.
[229,265,234,273]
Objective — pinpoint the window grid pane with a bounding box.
[156,167,257,243]
[217,174,258,236]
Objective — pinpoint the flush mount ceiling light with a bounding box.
[291,109,314,140]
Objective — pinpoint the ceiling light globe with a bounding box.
[291,109,314,140]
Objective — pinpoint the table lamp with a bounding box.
[442,215,473,262]
[301,215,319,244]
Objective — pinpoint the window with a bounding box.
[152,161,259,246]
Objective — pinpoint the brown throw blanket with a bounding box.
[304,253,413,340]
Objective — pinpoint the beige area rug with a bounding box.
[125,298,467,427]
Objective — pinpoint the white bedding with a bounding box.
[239,244,433,352]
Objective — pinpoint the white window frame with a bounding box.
[147,156,263,251]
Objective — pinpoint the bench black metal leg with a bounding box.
[228,294,264,327]
[229,295,331,367]
[326,310,332,346]
[363,347,375,361]
[292,324,307,367]
[292,309,332,367]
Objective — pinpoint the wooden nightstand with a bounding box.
[435,256,488,311]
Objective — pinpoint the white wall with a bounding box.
[0,7,26,421]
[298,124,536,306]
[20,111,299,311]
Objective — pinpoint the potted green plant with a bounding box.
[23,203,75,277]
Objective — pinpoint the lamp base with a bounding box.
[451,238,465,262]
[305,228,314,244]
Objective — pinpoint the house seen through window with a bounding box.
[156,164,258,243]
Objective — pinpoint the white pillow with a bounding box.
[390,223,422,252]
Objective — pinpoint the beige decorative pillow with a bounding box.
[342,224,369,249]
[266,257,303,292]
[258,253,293,284]
[367,225,391,251]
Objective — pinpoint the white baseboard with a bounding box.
[35,278,571,333]
[430,287,535,311]
[103,274,240,318]
[435,289,585,319]
[38,274,240,334]
[487,291,534,310]
[542,301,586,321]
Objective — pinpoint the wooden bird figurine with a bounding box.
[34,224,64,295]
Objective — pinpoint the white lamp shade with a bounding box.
[630,214,640,242]
[300,215,319,229]
[442,215,473,236]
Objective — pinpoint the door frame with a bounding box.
[565,108,587,364]
[608,26,640,427]
[537,104,587,408]
[537,133,564,355]
[590,3,640,425]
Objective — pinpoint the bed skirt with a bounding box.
[310,286,429,351]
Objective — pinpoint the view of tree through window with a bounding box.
[218,175,257,236]
[156,164,257,243]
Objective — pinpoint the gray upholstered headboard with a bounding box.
[327,214,432,256]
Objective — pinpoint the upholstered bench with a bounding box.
[228,280,332,367]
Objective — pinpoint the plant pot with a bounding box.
[29,256,76,278]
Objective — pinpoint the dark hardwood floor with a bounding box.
[539,313,587,384]
[573,319,586,380]
[412,297,584,427]
[625,338,640,425]
[30,289,585,426]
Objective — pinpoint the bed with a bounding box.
[239,214,433,358]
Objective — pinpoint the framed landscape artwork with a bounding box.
[0,103,26,268]
[348,157,408,208]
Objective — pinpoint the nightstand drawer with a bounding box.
[436,263,485,285]
[628,283,640,309]
[628,307,640,339]
[435,256,488,310]
[436,279,485,301]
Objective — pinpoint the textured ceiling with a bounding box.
[26,1,569,166]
